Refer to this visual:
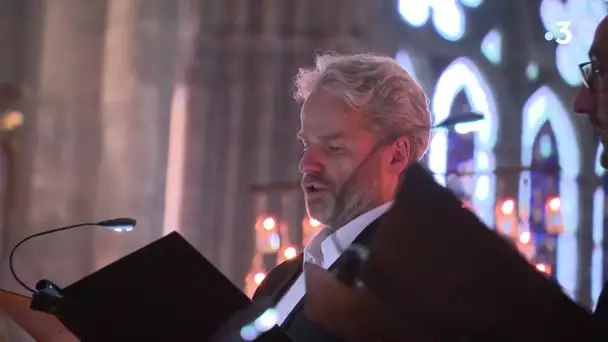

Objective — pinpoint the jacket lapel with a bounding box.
[346,214,384,250]
[281,214,385,327]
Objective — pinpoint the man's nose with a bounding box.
[573,85,597,117]
[299,148,324,174]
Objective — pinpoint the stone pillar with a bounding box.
[91,0,180,270]
[162,0,200,237]
[0,0,25,82]
[1,0,108,291]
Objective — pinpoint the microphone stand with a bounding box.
[29,279,70,316]
[7,218,136,315]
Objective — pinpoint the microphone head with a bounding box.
[96,218,136,232]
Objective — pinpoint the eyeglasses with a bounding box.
[579,61,602,91]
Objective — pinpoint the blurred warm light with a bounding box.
[535,263,551,275]
[302,216,324,246]
[0,110,23,131]
[547,197,560,211]
[519,232,531,244]
[262,217,276,230]
[284,247,297,260]
[253,272,266,285]
[309,218,321,227]
[501,199,515,215]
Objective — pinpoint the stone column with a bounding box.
[91,0,180,270]
[0,0,25,82]
[1,0,107,291]
[162,0,200,237]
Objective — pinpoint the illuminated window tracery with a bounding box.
[428,57,498,226]
[397,0,483,41]
[520,86,581,297]
[527,124,561,281]
[481,29,502,65]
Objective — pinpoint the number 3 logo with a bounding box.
[555,21,572,45]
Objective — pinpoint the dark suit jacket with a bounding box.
[252,216,382,307]
[594,281,608,340]
[252,217,385,342]
[252,253,302,305]
[251,217,454,342]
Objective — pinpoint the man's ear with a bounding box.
[389,137,411,173]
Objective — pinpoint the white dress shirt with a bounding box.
[274,201,393,325]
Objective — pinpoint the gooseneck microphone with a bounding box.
[9,217,136,295]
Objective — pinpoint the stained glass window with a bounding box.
[528,123,560,280]
[481,29,502,65]
[520,86,581,298]
[446,91,476,203]
[428,57,498,226]
[397,0,483,41]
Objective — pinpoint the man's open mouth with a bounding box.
[303,184,329,196]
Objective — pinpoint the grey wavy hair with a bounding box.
[293,52,432,161]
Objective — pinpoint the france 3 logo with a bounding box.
[541,0,607,45]
[544,21,572,45]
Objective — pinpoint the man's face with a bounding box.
[298,90,392,228]
[574,16,608,167]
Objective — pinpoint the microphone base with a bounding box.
[29,279,70,316]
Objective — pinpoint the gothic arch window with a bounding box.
[520,86,581,297]
[428,57,498,226]
[593,144,605,306]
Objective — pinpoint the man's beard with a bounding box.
[304,162,384,229]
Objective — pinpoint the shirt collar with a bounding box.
[303,201,393,268]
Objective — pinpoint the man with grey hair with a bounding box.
[253,53,432,341]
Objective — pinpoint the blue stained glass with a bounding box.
[539,134,553,158]
[446,91,475,202]
[529,122,560,280]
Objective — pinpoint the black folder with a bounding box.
[51,232,291,342]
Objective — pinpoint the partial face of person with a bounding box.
[574,16,608,167]
[297,89,407,228]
